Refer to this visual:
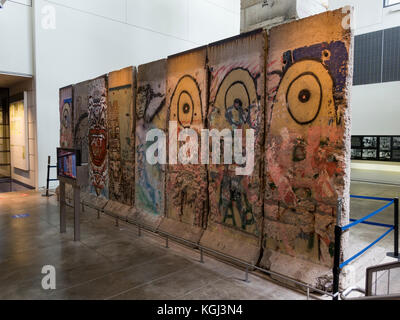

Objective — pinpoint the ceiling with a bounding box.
[0,73,32,88]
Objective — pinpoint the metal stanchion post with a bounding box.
[245,266,250,283]
[333,198,343,300]
[333,226,342,300]
[394,198,399,257]
[200,248,204,263]
[45,156,50,197]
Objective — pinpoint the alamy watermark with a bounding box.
[145,121,255,176]
[41,5,56,30]
[41,265,56,290]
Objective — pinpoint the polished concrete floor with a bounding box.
[0,191,306,300]
[352,168,400,186]
[1,176,399,300]
[0,180,32,193]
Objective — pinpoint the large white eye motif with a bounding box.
[276,60,334,126]
[286,72,322,125]
[170,75,202,129]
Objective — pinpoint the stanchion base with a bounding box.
[386,252,399,258]
[41,193,55,197]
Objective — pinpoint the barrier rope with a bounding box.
[349,219,394,229]
[340,227,394,269]
[350,195,394,202]
[342,200,394,231]
[333,195,399,300]
[339,196,396,269]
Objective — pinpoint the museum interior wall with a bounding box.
[59,9,353,289]
[33,0,241,190]
[0,0,33,76]
[9,78,37,189]
[330,0,400,174]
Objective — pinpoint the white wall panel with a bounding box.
[0,1,33,75]
[127,0,189,41]
[34,0,240,188]
[188,0,240,44]
[46,0,127,22]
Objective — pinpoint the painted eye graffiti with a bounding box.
[298,89,311,103]
[62,102,71,129]
[177,90,194,128]
[170,75,202,129]
[286,72,322,125]
[214,68,258,128]
[275,60,334,126]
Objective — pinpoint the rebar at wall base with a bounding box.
[245,266,250,283]
[80,203,337,300]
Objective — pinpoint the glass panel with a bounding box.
[386,0,400,6]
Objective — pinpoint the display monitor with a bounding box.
[57,148,81,180]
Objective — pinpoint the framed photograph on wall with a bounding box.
[9,92,29,171]
[379,137,391,151]
[393,137,400,149]
[363,137,377,148]
[351,135,400,162]
[362,149,377,160]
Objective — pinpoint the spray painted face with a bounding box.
[88,92,108,193]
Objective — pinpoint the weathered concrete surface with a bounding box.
[73,80,90,164]
[261,9,352,287]
[81,192,108,211]
[59,86,74,148]
[0,191,306,300]
[103,200,132,221]
[240,0,327,33]
[200,30,266,264]
[57,9,354,289]
[88,76,109,199]
[159,48,208,243]
[135,59,167,229]
[108,67,135,206]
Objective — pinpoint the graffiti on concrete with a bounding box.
[135,60,167,215]
[88,76,108,198]
[264,39,350,266]
[207,31,265,239]
[166,49,208,228]
[60,86,74,148]
[73,81,89,164]
[108,67,135,205]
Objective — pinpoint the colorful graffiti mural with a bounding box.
[200,30,266,263]
[263,10,351,268]
[135,60,167,217]
[165,48,208,229]
[73,81,90,164]
[59,9,352,286]
[108,67,135,205]
[88,76,109,198]
[59,86,74,149]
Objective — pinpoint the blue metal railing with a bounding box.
[332,195,399,300]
